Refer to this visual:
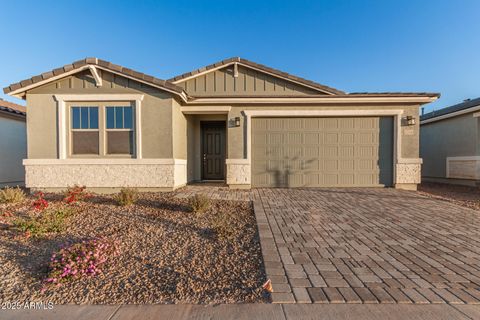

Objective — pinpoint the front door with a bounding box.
[201,121,226,180]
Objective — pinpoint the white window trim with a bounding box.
[242,109,404,183]
[54,94,144,160]
[180,106,231,114]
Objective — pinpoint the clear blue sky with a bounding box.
[1,0,479,112]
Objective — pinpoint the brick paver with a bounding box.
[176,186,480,304]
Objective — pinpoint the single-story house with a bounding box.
[3,57,438,192]
[0,99,26,187]
[420,97,480,186]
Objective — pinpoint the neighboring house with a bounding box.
[0,99,26,187]
[420,97,480,186]
[3,57,438,192]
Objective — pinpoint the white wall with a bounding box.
[0,115,26,186]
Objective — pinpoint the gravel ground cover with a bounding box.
[418,182,480,211]
[0,192,266,304]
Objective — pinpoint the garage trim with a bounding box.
[242,109,404,185]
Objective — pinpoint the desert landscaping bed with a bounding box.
[418,182,480,212]
[0,190,267,304]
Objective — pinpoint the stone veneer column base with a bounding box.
[395,159,422,190]
[226,159,251,189]
[23,159,187,193]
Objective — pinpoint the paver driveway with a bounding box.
[254,188,480,304]
[177,186,480,304]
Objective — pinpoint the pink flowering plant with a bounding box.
[42,237,120,291]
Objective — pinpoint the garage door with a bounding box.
[251,117,393,187]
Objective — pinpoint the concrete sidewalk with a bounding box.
[3,304,480,320]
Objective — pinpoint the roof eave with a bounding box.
[3,58,188,102]
[185,95,439,105]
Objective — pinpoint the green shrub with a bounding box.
[211,211,237,240]
[114,188,139,206]
[13,206,74,237]
[188,194,210,214]
[0,187,26,204]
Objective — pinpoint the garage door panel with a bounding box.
[252,116,393,187]
[304,132,320,144]
[340,132,355,144]
[304,118,320,130]
[324,146,338,157]
[268,133,283,144]
[287,118,304,130]
[339,159,354,171]
[286,147,303,158]
[323,118,338,129]
[287,132,303,144]
[325,132,338,144]
[339,146,354,157]
[268,119,284,130]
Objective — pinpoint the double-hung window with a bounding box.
[71,106,99,155]
[106,106,134,154]
[69,102,135,157]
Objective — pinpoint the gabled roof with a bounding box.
[168,57,345,95]
[0,98,26,118]
[421,97,480,122]
[3,58,186,100]
[3,57,440,105]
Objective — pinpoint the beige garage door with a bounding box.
[251,117,394,187]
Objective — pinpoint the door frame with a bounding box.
[200,121,227,181]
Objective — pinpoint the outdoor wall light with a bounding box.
[234,117,241,127]
[405,115,416,126]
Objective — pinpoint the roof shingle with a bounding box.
[3,58,185,96]
[0,99,26,117]
[421,97,480,121]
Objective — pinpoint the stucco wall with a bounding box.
[25,70,176,159]
[420,113,479,178]
[172,100,187,160]
[0,115,26,186]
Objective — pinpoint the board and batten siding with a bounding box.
[176,65,321,96]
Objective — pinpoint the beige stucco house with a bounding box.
[0,99,26,187]
[420,97,480,186]
[3,57,438,192]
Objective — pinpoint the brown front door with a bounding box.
[201,121,226,180]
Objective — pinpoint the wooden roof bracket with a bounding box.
[233,62,239,78]
[88,65,103,87]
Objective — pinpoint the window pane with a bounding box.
[115,107,123,129]
[72,107,80,129]
[106,107,115,129]
[107,131,134,155]
[124,107,133,129]
[89,107,98,129]
[72,131,99,154]
[81,108,89,129]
